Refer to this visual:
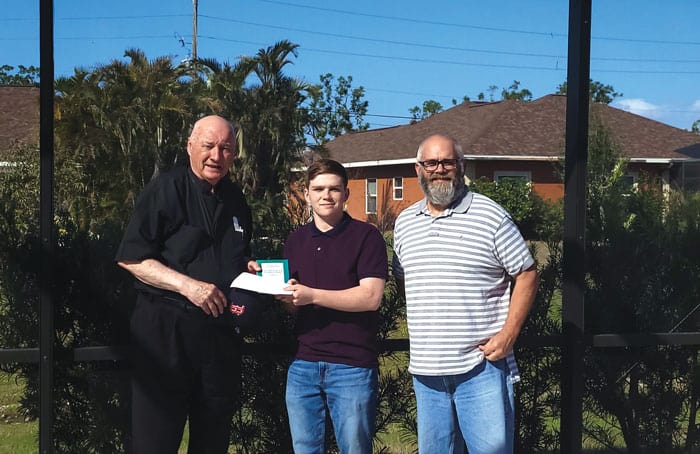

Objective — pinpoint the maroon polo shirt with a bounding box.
[283,213,388,368]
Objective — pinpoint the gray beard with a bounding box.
[419,172,466,207]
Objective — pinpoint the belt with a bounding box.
[138,291,241,330]
[139,291,197,312]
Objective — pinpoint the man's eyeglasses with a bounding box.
[417,159,461,172]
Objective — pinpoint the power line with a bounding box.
[199,35,565,71]
[5,14,700,65]
[5,35,175,41]
[257,0,567,38]
[0,14,189,21]
[198,35,700,75]
[200,16,700,65]
[200,15,565,60]
[4,8,700,66]
[4,6,700,48]
[257,0,700,46]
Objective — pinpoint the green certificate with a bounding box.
[256,259,290,283]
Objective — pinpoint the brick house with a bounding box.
[325,94,700,223]
[0,86,40,150]
[0,85,40,171]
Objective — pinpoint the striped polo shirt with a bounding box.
[392,189,534,378]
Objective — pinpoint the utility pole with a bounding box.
[192,0,198,61]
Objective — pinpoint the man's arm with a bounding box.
[117,258,226,316]
[479,265,539,361]
[280,277,385,312]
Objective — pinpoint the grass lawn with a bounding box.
[0,372,37,454]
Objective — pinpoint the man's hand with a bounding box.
[247,260,262,274]
[118,258,228,317]
[277,277,384,312]
[479,266,538,362]
[182,280,227,317]
[283,282,315,307]
[478,330,516,362]
[276,279,298,305]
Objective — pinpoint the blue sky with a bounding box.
[3,0,700,131]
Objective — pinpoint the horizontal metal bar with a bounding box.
[72,346,130,362]
[0,348,40,363]
[592,332,700,347]
[239,342,293,356]
[3,332,700,366]
[379,338,410,352]
[518,335,564,348]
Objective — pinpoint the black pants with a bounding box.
[129,294,241,454]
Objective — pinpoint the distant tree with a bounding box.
[474,82,532,102]
[501,80,533,101]
[408,99,443,121]
[451,95,469,106]
[304,73,369,146]
[54,49,196,228]
[407,81,532,123]
[557,79,622,104]
[469,177,554,240]
[477,85,499,101]
[582,118,700,452]
[0,64,39,85]
[692,119,699,134]
[235,40,307,240]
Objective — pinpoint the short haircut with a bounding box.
[306,159,348,187]
[416,134,465,160]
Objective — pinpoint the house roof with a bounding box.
[326,94,700,165]
[0,85,40,153]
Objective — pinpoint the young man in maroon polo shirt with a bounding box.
[277,159,388,454]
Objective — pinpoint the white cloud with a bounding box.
[614,98,664,121]
[612,98,700,130]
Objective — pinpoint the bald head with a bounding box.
[187,115,238,186]
[190,115,237,143]
[416,134,464,161]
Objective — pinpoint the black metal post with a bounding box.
[561,1,592,452]
[39,0,55,452]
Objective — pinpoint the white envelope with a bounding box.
[230,272,292,295]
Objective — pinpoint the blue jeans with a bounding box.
[412,359,515,454]
[286,359,378,454]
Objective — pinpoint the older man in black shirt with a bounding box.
[115,115,260,453]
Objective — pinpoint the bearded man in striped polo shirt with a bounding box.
[392,134,539,454]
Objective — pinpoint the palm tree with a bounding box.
[198,41,307,237]
[55,49,198,228]
[97,49,195,184]
[245,40,300,88]
[238,41,306,194]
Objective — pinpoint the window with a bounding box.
[620,172,639,195]
[681,162,700,192]
[366,178,377,214]
[621,172,638,188]
[393,177,403,200]
[494,170,532,184]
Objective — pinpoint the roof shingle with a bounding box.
[326,94,700,163]
[0,85,40,152]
